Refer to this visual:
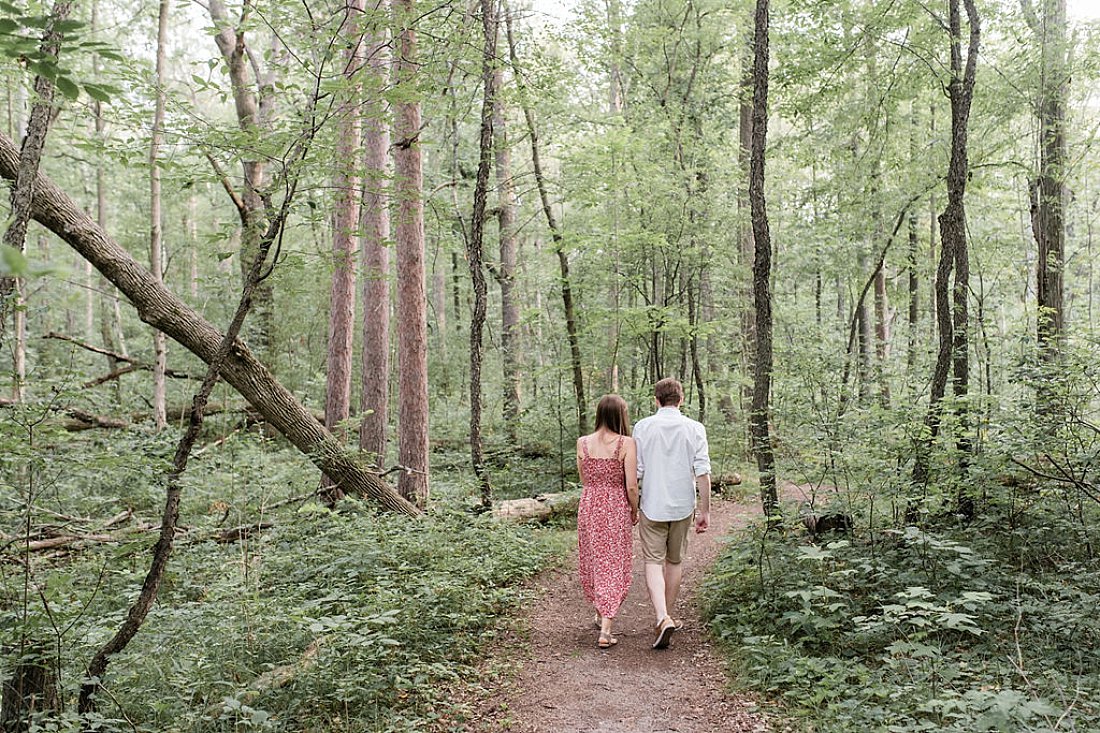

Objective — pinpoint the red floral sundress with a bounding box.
[577,435,633,619]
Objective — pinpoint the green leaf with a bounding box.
[55,75,79,100]
[82,83,112,103]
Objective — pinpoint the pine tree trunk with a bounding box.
[149,0,169,430]
[393,0,431,506]
[360,6,392,469]
[322,0,365,497]
[749,0,777,516]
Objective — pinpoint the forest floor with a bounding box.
[445,491,782,733]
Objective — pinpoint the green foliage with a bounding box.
[0,429,560,733]
[703,500,1100,731]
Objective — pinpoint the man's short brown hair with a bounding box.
[655,378,684,407]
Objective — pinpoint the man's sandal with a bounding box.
[597,631,618,649]
[652,616,676,649]
[655,617,684,632]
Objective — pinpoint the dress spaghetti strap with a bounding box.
[613,435,624,460]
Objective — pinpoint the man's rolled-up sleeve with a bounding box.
[693,426,711,477]
[635,424,646,480]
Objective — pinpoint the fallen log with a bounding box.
[0,130,418,516]
[493,491,580,522]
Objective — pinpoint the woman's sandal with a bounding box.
[597,631,618,649]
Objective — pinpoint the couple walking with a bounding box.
[576,378,711,650]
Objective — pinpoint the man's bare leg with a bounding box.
[663,560,683,618]
[645,562,669,624]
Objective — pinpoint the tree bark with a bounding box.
[149,0,169,430]
[323,0,365,497]
[359,5,392,470]
[505,7,587,435]
[467,0,497,507]
[0,130,419,518]
[393,0,431,506]
[749,0,777,516]
[1025,0,1067,354]
[913,0,979,506]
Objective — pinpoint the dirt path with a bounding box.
[458,495,773,733]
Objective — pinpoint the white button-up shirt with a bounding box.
[633,406,711,521]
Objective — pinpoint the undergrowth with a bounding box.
[1,425,565,733]
[703,493,1100,732]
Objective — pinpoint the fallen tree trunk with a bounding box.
[0,131,418,517]
[493,491,580,522]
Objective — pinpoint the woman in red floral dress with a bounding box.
[576,394,639,648]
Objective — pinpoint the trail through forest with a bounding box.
[457,494,776,733]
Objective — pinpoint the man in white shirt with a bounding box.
[633,378,711,650]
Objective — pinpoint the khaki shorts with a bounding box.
[638,512,692,565]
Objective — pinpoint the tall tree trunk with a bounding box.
[323,0,364,498]
[1025,0,1067,356]
[467,0,498,508]
[749,0,777,516]
[187,194,199,300]
[360,5,392,469]
[393,0,431,506]
[0,130,420,517]
[494,11,521,435]
[208,0,277,368]
[149,0,169,430]
[913,0,979,505]
[505,7,587,435]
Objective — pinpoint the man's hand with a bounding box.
[694,510,710,534]
[631,508,639,526]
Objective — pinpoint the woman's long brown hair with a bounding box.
[593,394,631,436]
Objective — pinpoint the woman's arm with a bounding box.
[623,438,640,524]
[576,437,583,481]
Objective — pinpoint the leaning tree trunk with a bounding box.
[0,131,419,517]
[393,0,431,506]
[505,6,587,435]
[149,0,169,430]
[360,6,392,469]
[748,0,777,516]
[323,0,364,498]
